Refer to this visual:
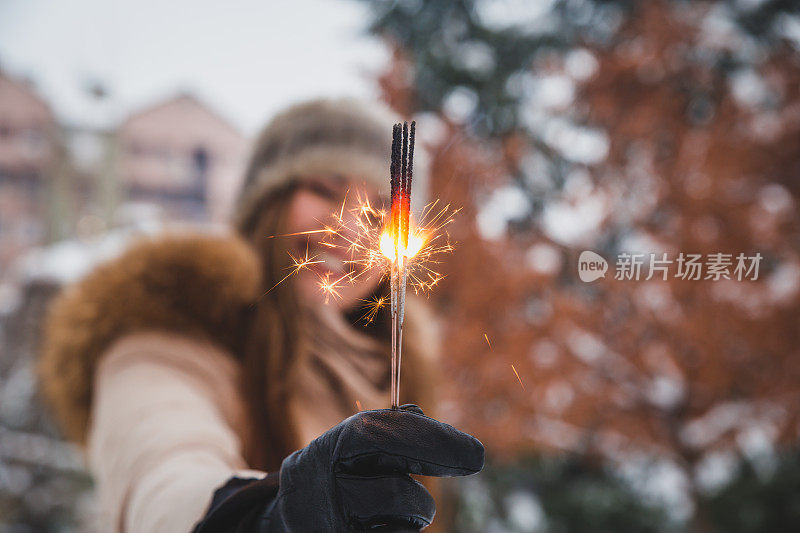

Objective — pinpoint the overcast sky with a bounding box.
[0,0,386,134]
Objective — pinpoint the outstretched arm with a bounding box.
[87,332,264,533]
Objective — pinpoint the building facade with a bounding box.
[116,93,247,224]
[0,71,59,273]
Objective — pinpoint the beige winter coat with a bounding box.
[38,233,439,532]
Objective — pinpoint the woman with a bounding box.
[38,99,483,532]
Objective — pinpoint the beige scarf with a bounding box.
[287,305,390,447]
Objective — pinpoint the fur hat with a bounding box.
[234,98,428,231]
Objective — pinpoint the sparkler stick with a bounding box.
[390,121,415,409]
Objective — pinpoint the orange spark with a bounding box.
[355,399,363,411]
[484,333,492,349]
[263,245,324,295]
[358,294,388,324]
[265,228,333,239]
[317,271,354,303]
[511,364,525,391]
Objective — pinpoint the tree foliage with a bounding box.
[364,0,800,530]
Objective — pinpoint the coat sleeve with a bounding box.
[86,331,267,533]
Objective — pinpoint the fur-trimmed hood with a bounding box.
[38,232,438,446]
[38,233,262,445]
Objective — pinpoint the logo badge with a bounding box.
[578,251,608,282]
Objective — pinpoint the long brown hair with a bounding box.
[238,182,309,470]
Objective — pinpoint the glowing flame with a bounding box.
[264,189,457,299]
[379,229,426,261]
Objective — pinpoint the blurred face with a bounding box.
[284,176,383,309]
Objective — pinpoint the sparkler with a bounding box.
[264,121,459,408]
[388,121,415,409]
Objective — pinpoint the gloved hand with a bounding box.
[194,404,484,532]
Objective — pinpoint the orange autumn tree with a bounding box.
[369,0,800,518]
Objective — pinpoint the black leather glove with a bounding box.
[194,405,484,532]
